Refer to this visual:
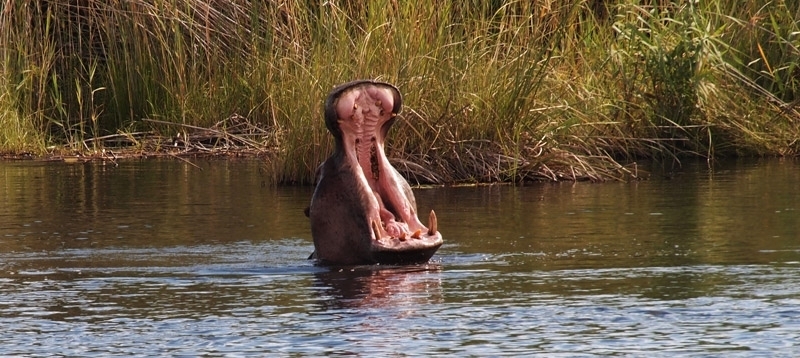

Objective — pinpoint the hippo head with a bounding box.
[308,80,443,265]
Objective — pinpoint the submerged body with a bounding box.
[308,80,443,265]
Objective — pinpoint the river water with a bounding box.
[1,158,798,356]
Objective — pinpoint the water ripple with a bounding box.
[2,243,799,356]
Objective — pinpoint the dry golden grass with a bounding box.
[1,1,798,183]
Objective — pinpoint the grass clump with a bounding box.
[1,1,798,183]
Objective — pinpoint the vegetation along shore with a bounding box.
[1,1,798,184]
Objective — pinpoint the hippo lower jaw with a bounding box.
[308,80,443,265]
[368,209,442,265]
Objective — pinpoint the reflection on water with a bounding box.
[314,265,443,310]
[1,158,799,356]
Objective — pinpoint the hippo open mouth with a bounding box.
[308,80,443,265]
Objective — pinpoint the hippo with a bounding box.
[307,80,443,265]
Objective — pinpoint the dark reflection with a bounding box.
[313,264,443,309]
[0,159,314,253]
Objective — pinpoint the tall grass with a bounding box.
[1,1,798,182]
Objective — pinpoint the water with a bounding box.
[1,158,799,356]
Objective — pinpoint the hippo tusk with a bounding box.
[372,220,382,241]
[428,210,437,236]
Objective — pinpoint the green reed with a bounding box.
[1,1,798,181]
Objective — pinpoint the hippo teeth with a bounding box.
[371,220,382,241]
[428,210,438,235]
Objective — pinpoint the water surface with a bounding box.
[1,158,799,356]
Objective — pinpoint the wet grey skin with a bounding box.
[307,80,443,265]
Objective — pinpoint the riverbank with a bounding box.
[0,115,274,163]
[2,113,634,184]
[2,1,798,184]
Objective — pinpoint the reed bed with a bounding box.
[1,0,798,183]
